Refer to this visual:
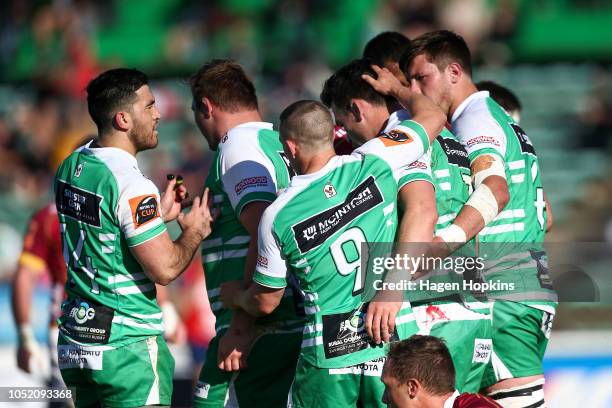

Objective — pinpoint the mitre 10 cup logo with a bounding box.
[129,195,160,228]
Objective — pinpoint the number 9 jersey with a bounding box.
[253,120,431,369]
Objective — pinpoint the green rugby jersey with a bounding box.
[202,122,304,334]
[55,141,166,348]
[393,110,479,307]
[451,91,556,311]
[253,120,431,369]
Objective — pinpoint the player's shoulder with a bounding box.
[220,122,276,152]
[87,146,156,193]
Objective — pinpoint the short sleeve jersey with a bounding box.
[19,203,66,322]
[55,141,166,348]
[202,122,303,333]
[253,120,431,368]
[451,92,556,309]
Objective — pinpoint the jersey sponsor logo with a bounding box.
[323,182,337,198]
[234,176,268,194]
[292,176,384,253]
[466,135,500,148]
[322,303,398,359]
[472,338,492,364]
[405,160,428,170]
[380,129,413,147]
[437,136,470,169]
[257,255,268,268]
[74,163,84,178]
[129,195,160,228]
[56,181,102,227]
[60,298,113,344]
[510,123,537,155]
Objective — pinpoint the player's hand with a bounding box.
[219,280,245,310]
[217,312,256,372]
[161,175,188,222]
[361,65,405,99]
[365,291,403,345]
[16,332,44,373]
[177,188,217,240]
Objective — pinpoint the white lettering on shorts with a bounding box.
[58,344,103,370]
[195,381,211,399]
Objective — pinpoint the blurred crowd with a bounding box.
[0,0,611,331]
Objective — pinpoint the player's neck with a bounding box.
[299,149,336,175]
[96,132,137,156]
[216,110,263,137]
[448,81,478,121]
[427,391,456,408]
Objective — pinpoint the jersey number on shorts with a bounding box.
[60,224,99,294]
[330,227,367,296]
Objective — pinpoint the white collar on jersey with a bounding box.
[231,121,273,130]
[383,109,412,134]
[84,139,138,166]
[289,155,343,187]
[443,390,461,408]
[451,90,490,125]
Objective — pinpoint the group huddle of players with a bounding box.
[13,29,556,408]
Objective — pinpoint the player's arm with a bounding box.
[361,65,446,141]
[437,155,509,245]
[11,214,47,373]
[131,188,215,285]
[544,191,553,232]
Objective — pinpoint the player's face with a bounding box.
[129,85,160,152]
[408,54,452,114]
[191,98,219,151]
[332,107,373,147]
[381,361,415,408]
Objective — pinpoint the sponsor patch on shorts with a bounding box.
[58,344,103,370]
[472,338,492,364]
[194,381,211,399]
[129,195,160,228]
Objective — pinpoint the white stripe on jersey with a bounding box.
[495,209,525,220]
[439,182,451,191]
[203,248,249,263]
[112,316,163,331]
[434,169,450,178]
[508,160,525,170]
[511,174,525,183]
[480,222,524,235]
[108,272,147,284]
[436,213,458,225]
[113,283,155,295]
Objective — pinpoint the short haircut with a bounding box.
[189,59,258,113]
[363,31,411,66]
[279,100,334,151]
[476,81,522,113]
[320,59,391,115]
[401,30,472,77]
[386,335,455,395]
[86,68,149,133]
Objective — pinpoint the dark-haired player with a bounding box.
[55,68,214,407]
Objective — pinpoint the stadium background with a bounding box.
[0,0,611,406]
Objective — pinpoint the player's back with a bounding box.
[202,123,303,332]
[55,142,164,347]
[259,152,415,368]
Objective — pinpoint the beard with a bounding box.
[130,117,158,152]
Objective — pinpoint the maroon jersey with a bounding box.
[453,393,502,408]
[333,125,354,155]
[18,203,66,322]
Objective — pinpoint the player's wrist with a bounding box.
[436,224,467,249]
[18,324,36,347]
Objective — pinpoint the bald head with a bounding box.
[279,100,335,152]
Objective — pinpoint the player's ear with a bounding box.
[285,137,299,159]
[407,379,418,399]
[113,111,130,131]
[200,97,212,119]
[349,101,362,122]
[447,62,462,84]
